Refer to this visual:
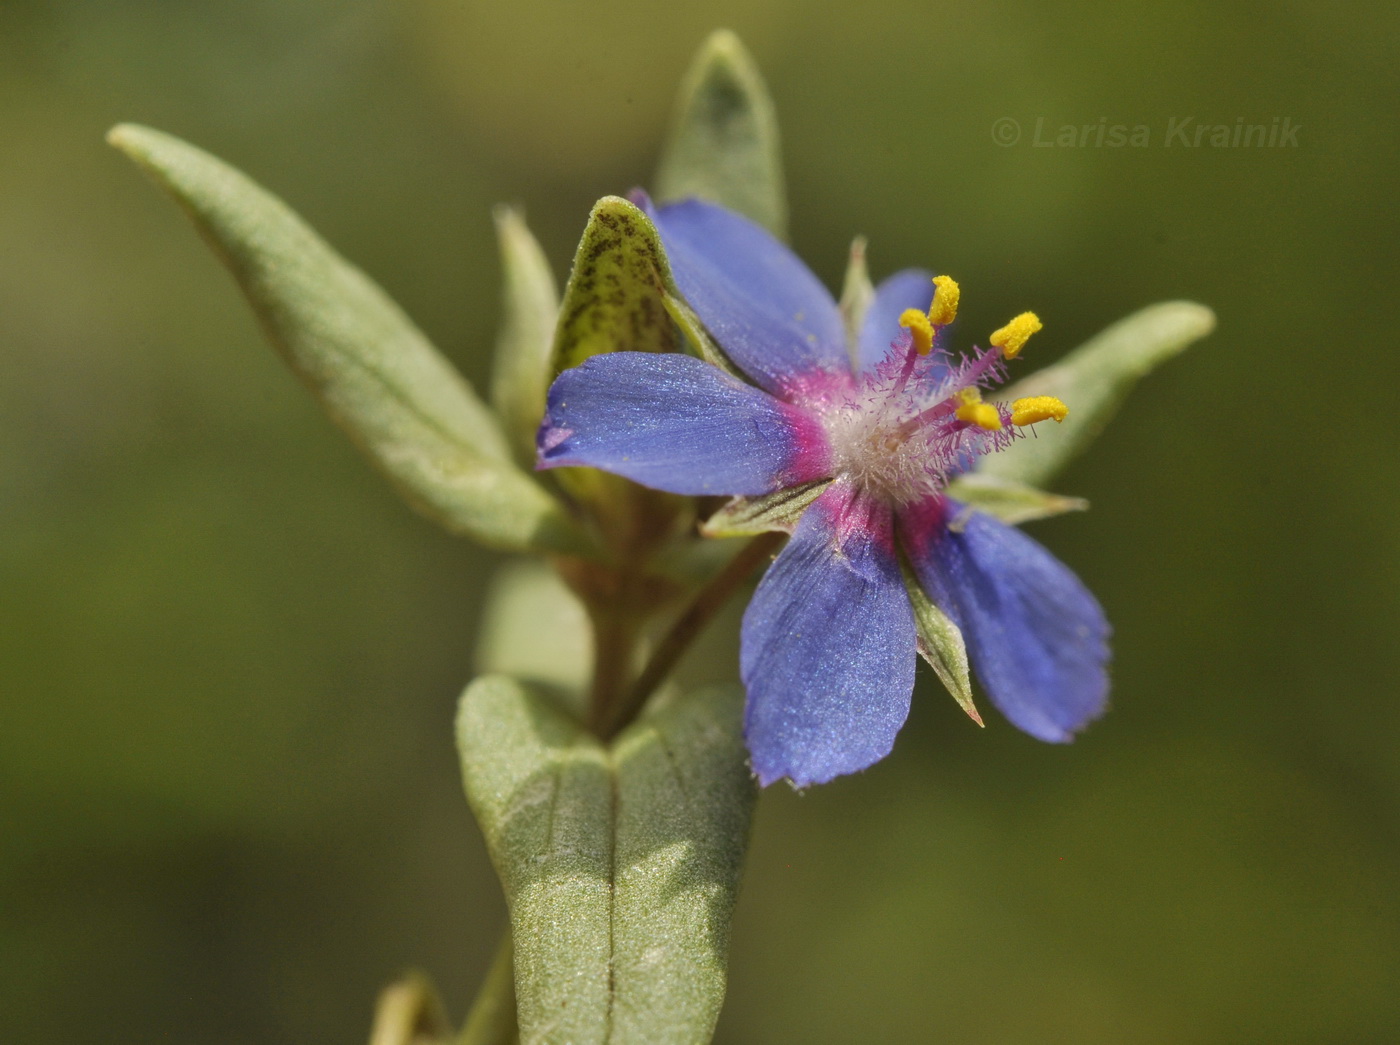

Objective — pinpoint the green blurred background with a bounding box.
[3,0,1397,1041]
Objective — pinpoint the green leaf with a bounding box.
[608,689,754,1041]
[552,195,677,372]
[108,123,591,558]
[944,473,1089,526]
[474,560,592,715]
[552,195,732,378]
[839,236,875,365]
[459,936,518,1045]
[457,677,755,1045]
[700,480,831,538]
[547,194,729,554]
[654,29,787,239]
[458,678,611,1042]
[368,971,451,1045]
[492,206,560,466]
[903,569,983,727]
[983,301,1216,487]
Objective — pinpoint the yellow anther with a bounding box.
[962,403,1004,431]
[1011,395,1069,426]
[989,311,1043,359]
[954,388,1003,431]
[929,275,961,327]
[900,308,935,355]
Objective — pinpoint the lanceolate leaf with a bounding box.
[551,195,732,378]
[654,30,787,239]
[474,560,592,715]
[548,194,727,551]
[838,236,875,364]
[492,205,561,466]
[366,972,450,1045]
[108,123,590,558]
[984,301,1216,488]
[457,677,754,1045]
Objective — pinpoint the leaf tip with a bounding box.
[657,29,786,237]
[105,123,133,149]
[105,122,162,158]
[491,200,522,229]
[1152,300,1218,344]
[105,123,186,191]
[681,29,772,133]
[696,27,752,70]
[1181,300,1218,337]
[590,193,645,219]
[1146,298,1216,337]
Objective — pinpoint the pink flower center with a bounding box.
[813,334,1021,508]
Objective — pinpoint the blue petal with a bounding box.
[902,501,1110,742]
[537,352,827,496]
[857,268,934,373]
[646,197,849,392]
[741,483,916,786]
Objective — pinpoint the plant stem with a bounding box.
[603,532,782,738]
[585,597,644,735]
[459,933,517,1045]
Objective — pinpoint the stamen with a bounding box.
[899,309,935,355]
[989,312,1042,358]
[929,275,960,327]
[954,388,1003,431]
[827,279,1050,507]
[1011,395,1069,426]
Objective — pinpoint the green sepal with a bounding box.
[839,236,875,365]
[945,473,1089,526]
[654,29,787,239]
[984,301,1216,487]
[108,124,591,558]
[902,566,983,727]
[700,479,832,538]
[457,677,755,1045]
[492,205,560,466]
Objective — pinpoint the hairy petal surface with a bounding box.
[537,352,828,496]
[644,196,849,392]
[901,499,1111,742]
[857,267,935,373]
[741,482,916,786]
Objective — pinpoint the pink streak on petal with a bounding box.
[817,477,900,559]
[780,401,833,483]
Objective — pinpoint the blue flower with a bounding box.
[538,196,1109,787]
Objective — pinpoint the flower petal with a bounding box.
[901,499,1110,742]
[537,352,828,496]
[741,482,916,786]
[644,196,848,392]
[856,267,934,373]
